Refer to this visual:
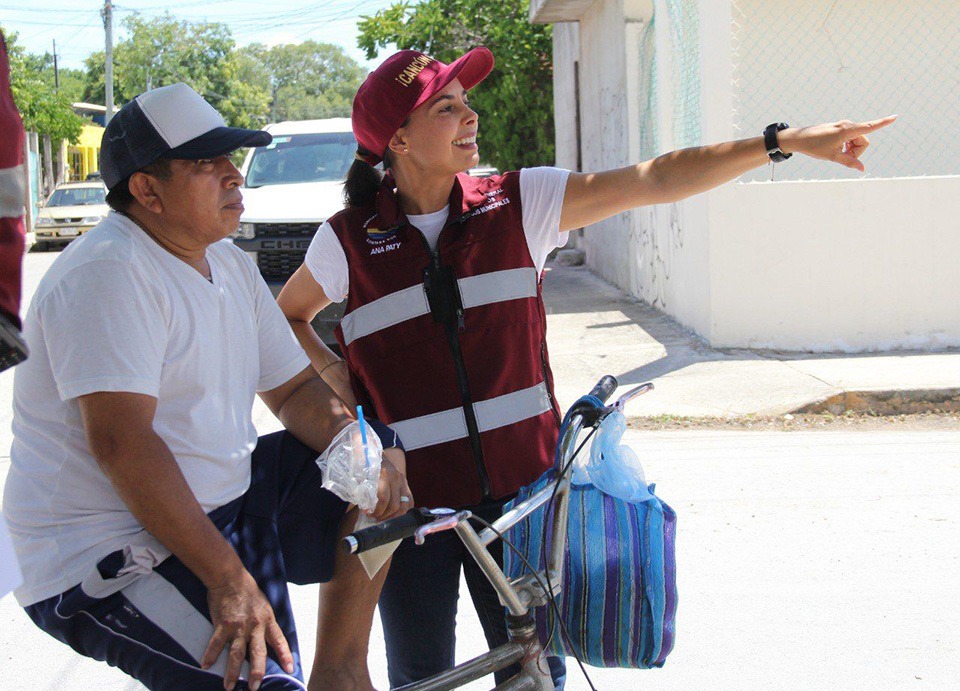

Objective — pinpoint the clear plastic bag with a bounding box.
[571,409,653,504]
[315,421,382,512]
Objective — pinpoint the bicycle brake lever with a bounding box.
[414,510,472,545]
[614,382,654,413]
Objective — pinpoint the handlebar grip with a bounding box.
[343,508,435,554]
[588,375,618,404]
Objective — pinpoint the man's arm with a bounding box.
[559,116,897,232]
[78,391,293,691]
[259,366,413,518]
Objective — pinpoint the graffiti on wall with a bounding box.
[631,202,684,309]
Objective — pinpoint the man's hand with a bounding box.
[201,570,295,691]
[779,115,897,172]
[368,448,413,520]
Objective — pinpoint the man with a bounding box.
[2,82,412,691]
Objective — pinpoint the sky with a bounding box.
[1,0,403,72]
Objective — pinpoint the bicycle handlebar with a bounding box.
[588,375,618,404]
[343,508,443,554]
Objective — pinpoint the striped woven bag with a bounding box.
[503,469,677,668]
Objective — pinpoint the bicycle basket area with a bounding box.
[504,470,677,669]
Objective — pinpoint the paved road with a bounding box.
[2,253,959,689]
[3,427,958,690]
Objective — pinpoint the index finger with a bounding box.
[849,114,897,136]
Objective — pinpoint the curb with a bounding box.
[793,388,960,416]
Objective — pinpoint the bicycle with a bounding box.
[344,375,655,690]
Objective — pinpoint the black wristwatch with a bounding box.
[763,122,792,163]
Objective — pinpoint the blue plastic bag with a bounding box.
[571,409,654,504]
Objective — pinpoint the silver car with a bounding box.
[33,180,109,250]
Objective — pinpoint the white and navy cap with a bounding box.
[101,83,272,190]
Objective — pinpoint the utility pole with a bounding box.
[102,0,114,125]
[52,39,59,92]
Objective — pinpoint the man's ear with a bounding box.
[386,130,409,157]
[128,171,164,214]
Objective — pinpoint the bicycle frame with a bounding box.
[396,414,586,691]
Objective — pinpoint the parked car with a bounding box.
[33,180,108,251]
[232,118,356,346]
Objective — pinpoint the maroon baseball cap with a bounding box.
[352,47,494,165]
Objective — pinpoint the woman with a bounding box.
[277,47,894,688]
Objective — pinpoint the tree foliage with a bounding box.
[2,28,85,143]
[356,0,554,171]
[81,16,365,128]
[244,41,366,121]
[82,14,271,129]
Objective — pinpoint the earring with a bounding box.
[403,148,408,153]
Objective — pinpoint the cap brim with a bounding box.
[413,47,494,111]
[162,126,272,160]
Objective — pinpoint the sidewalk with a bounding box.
[542,262,960,417]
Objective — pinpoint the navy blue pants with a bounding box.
[24,431,347,691]
[378,496,567,689]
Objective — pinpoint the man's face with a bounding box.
[152,156,245,245]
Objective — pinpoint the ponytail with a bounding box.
[343,147,384,208]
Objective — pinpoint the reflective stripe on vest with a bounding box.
[390,381,552,451]
[0,164,25,218]
[340,267,538,346]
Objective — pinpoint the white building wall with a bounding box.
[708,176,960,350]
[551,22,580,173]
[538,0,960,352]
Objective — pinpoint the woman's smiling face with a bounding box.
[391,78,480,175]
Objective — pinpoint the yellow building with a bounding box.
[68,103,106,181]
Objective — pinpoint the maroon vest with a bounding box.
[330,172,561,508]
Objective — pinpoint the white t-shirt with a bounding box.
[305,167,571,302]
[2,212,309,606]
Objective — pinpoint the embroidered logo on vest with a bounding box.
[394,55,434,86]
[366,226,401,253]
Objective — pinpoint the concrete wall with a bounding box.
[537,0,960,352]
[709,176,960,351]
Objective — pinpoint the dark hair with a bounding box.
[105,158,173,212]
[344,116,409,208]
[343,147,384,208]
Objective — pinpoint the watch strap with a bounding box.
[764,122,792,163]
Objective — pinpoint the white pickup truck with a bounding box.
[232,118,355,345]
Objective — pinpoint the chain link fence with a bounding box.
[636,0,703,160]
[732,0,960,181]
[665,0,702,151]
[636,0,959,181]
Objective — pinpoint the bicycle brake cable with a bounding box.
[540,427,597,660]
[468,514,599,691]
[537,424,600,689]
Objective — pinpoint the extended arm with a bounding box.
[559,116,897,232]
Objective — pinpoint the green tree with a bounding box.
[1,28,84,143]
[357,0,555,171]
[82,14,270,128]
[245,41,366,122]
